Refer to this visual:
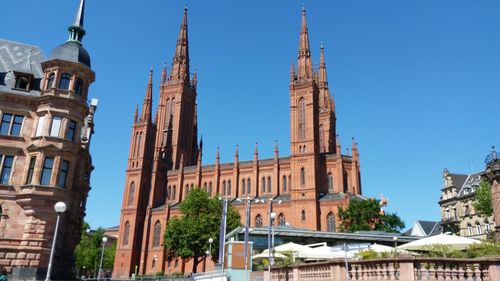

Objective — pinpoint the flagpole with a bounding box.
[218,197,228,272]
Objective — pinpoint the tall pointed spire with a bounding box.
[134,104,139,123]
[140,69,153,122]
[318,43,328,89]
[297,6,313,80]
[68,0,86,43]
[169,6,190,83]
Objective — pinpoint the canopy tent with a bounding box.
[397,233,480,251]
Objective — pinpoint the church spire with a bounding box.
[68,0,86,44]
[140,69,153,122]
[297,6,313,80]
[318,43,328,89]
[169,6,190,83]
[160,63,167,85]
[290,61,296,82]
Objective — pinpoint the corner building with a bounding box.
[0,0,97,279]
[113,8,362,277]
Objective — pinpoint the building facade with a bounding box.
[439,168,495,239]
[0,0,97,279]
[113,7,363,278]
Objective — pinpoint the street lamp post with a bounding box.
[208,237,213,257]
[97,236,108,281]
[393,236,398,257]
[266,198,281,280]
[45,202,67,281]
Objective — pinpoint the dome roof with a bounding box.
[50,41,91,68]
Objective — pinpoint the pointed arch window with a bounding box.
[298,97,306,140]
[123,222,130,246]
[208,182,212,195]
[278,213,286,226]
[467,224,473,236]
[255,214,263,228]
[261,177,266,193]
[128,182,135,206]
[476,222,482,235]
[301,210,306,222]
[319,124,325,152]
[153,221,161,247]
[203,182,208,193]
[222,181,226,196]
[327,173,333,192]
[227,180,232,196]
[267,177,272,193]
[327,212,336,232]
[241,179,246,195]
[58,73,71,90]
[282,175,287,192]
[167,186,172,200]
[300,168,305,187]
[172,186,177,199]
[247,179,251,194]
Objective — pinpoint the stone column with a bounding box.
[484,149,500,241]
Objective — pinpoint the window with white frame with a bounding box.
[35,115,46,136]
[50,116,62,137]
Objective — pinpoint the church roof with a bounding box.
[50,41,91,67]
[0,39,45,97]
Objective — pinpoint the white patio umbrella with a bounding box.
[296,245,338,260]
[252,252,287,260]
[397,234,480,251]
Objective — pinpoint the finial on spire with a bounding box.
[184,4,188,12]
[68,0,86,43]
[161,63,167,85]
[254,142,259,154]
[134,104,138,123]
[235,145,239,157]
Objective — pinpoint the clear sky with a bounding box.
[1,0,499,231]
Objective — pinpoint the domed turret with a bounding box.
[50,0,91,67]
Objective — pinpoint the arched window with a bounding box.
[261,177,266,193]
[167,186,171,200]
[58,73,71,90]
[327,173,333,192]
[289,175,291,190]
[278,213,286,226]
[298,97,306,140]
[267,177,272,193]
[208,182,212,195]
[128,182,135,206]
[15,76,29,90]
[153,221,161,247]
[123,222,130,246]
[47,73,55,89]
[241,179,246,195]
[327,212,336,232]
[227,180,232,196]
[467,224,473,236]
[485,220,491,232]
[255,214,263,228]
[247,179,251,194]
[185,184,189,195]
[476,222,482,235]
[203,182,207,193]
[282,175,287,192]
[319,124,325,152]
[222,181,226,196]
[75,78,83,95]
[301,210,306,222]
[300,168,305,187]
[172,186,176,199]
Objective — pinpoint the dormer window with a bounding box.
[58,73,71,90]
[14,75,30,90]
[46,73,55,89]
[75,78,83,95]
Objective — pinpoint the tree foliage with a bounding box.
[473,181,493,216]
[163,188,241,273]
[74,222,116,277]
[337,198,405,233]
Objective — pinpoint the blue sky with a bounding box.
[2,0,499,231]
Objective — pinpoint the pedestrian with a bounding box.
[0,267,7,281]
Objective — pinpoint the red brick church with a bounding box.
[113,7,363,278]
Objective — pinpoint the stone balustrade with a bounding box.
[265,256,500,281]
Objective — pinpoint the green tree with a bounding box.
[164,188,241,273]
[74,223,116,277]
[337,198,405,233]
[473,181,493,216]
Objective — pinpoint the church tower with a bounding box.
[289,7,322,227]
[113,70,156,277]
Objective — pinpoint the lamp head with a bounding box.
[270,212,276,219]
[102,237,108,243]
[54,201,67,213]
[208,238,214,244]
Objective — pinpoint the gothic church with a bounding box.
[113,7,363,277]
